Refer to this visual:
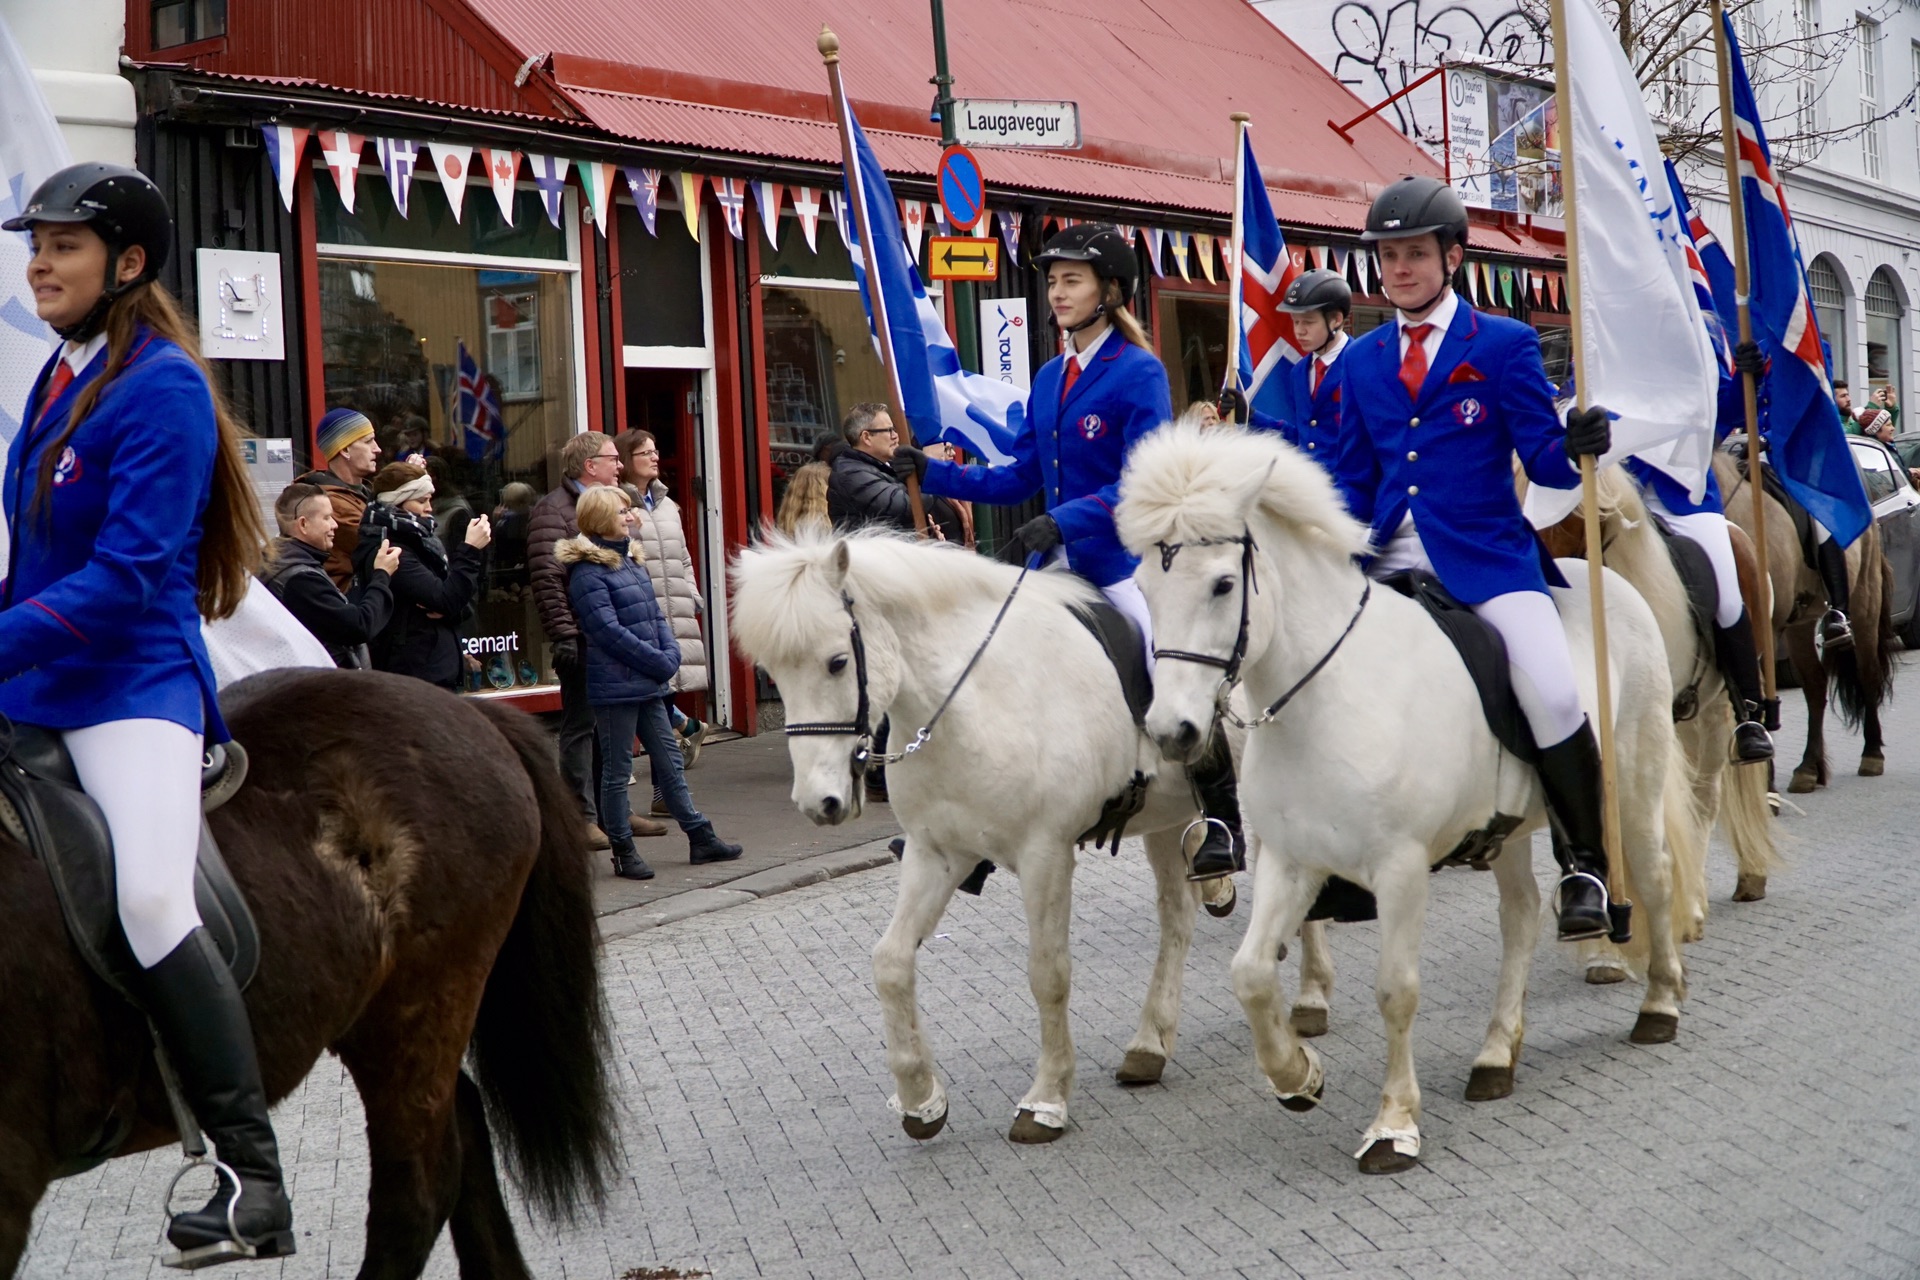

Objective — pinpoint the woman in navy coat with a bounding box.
[0,165,292,1256]
[899,224,1245,882]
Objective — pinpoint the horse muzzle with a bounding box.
[1149,715,1209,765]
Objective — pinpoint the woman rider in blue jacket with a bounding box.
[898,224,1245,881]
[0,165,292,1258]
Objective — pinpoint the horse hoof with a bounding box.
[1357,1140,1419,1175]
[1585,960,1628,985]
[1733,873,1768,902]
[1114,1049,1166,1086]
[1630,1011,1679,1044]
[1464,1065,1513,1102]
[1205,882,1237,918]
[1860,756,1885,777]
[1289,1006,1329,1038]
[1008,1109,1063,1144]
[1788,769,1819,794]
[1277,1080,1324,1114]
[901,1111,948,1141]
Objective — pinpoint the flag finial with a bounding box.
[818,26,840,62]
[1231,112,1251,125]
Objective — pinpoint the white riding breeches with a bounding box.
[1102,576,1156,676]
[63,718,205,969]
[1640,490,1745,628]
[1469,590,1589,749]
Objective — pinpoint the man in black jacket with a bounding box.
[827,402,963,539]
[261,483,399,669]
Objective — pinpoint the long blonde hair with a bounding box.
[39,280,266,620]
[1105,279,1153,350]
[777,461,832,537]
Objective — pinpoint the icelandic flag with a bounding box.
[1724,13,1869,546]
[456,339,504,462]
[1665,161,1732,374]
[838,97,1019,465]
[1226,126,1301,401]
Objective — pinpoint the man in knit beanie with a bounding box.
[294,407,383,590]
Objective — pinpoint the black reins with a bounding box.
[1151,530,1371,731]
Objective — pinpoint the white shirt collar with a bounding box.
[61,332,107,376]
[1314,331,1349,365]
[1398,288,1459,337]
[1070,324,1112,368]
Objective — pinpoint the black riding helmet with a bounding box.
[1361,175,1470,252]
[1281,268,1352,319]
[3,162,174,341]
[1034,223,1138,305]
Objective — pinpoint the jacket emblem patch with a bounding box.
[52,446,81,486]
[1078,413,1107,440]
[1454,397,1486,426]
[1449,364,1487,384]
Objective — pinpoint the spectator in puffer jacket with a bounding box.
[560,486,741,880]
[616,429,710,771]
[826,402,966,541]
[357,462,491,690]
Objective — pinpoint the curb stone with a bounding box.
[597,841,897,941]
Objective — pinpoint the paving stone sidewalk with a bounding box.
[21,692,1920,1279]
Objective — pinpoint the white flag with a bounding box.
[1525,0,1717,528]
[429,142,472,222]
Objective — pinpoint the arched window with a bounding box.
[1865,268,1905,408]
[1808,256,1850,382]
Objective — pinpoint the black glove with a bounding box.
[551,638,582,675]
[893,443,930,480]
[1564,405,1612,459]
[1215,388,1248,425]
[1732,339,1766,379]
[998,513,1062,565]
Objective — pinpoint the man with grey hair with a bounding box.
[530,430,666,845]
[827,402,962,539]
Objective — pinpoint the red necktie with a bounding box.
[1061,356,1082,402]
[1312,357,1328,397]
[35,360,73,428]
[1399,324,1434,403]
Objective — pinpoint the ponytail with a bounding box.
[1105,280,1153,350]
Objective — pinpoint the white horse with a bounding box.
[1114,422,1700,1174]
[732,529,1323,1144]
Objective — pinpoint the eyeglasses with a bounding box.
[633,448,661,458]
[593,452,620,462]
[865,426,900,437]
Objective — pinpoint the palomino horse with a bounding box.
[0,671,616,1279]
[733,530,1328,1144]
[1116,422,1699,1175]
[1714,453,1896,792]
[1530,468,1774,965]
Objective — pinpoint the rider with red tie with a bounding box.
[1331,177,1620,943]
[1272,269,1353,466]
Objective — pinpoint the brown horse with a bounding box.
[0,670,617,1279]
[1714,454,1898,792]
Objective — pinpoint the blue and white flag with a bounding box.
[456,338,504,462]
[1664,161,1732,375]
[1527,0,1717,529]
[528,154,568,228]
[0,14,67,453]
[1723,12,1870,546]
[838,97,1019,465]
[375,138,419,218]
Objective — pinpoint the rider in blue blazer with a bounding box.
[1332,176,1621,943]
[0,165,292,1260]
[1223,269,1353,471]
[902,224,1244,881]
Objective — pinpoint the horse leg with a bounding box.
[1619,769,1686,1047]
[1356,858,1427,1175]
[1467,834,1540,1101]
[340,1052,465,1280]
[1860,702,1886,776]
[873,839,970,1141]
[1010,846,1076,1143]
[1789,626,1828,792]
[1229,844,1323,1111]
[446,1071,532,1280]
[1290,921,1335,1038]
[1115,827,1200,1086]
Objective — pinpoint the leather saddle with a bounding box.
[1380,570,1539,764]
[0,721,258,1001]
[1727,443,1818,572]
[1070,597,1153,727]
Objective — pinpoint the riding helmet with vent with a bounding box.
[1034,223,1138,304]
[1281,268,1353,319]
[1361,175,1470,251]
[4,162,174,339]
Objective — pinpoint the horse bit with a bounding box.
[1151,531,1371,731]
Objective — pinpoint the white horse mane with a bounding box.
[730,525,1100,666]
[1116,419,1372,562]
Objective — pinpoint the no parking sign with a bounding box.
[937,145,986,233]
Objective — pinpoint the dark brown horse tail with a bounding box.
[466,700,618,1222]
[1827,548,1897,731]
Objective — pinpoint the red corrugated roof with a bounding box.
[464,0,1442,224]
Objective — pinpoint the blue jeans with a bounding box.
[594,698,706,856]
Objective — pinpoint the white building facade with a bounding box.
[1253,0,1918,414]
[0,0,136,164]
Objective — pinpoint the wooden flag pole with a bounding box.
[1220,112,1250,420]
[1548,0,1626,894]
[1711,0,1776,702]
[820,25,928,536]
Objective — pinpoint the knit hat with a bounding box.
[316,407,375,460]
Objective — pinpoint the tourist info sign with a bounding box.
[952,99,1082,150]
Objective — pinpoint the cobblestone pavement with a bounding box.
[22,691,1920,1280]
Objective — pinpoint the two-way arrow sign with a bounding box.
[928,236,1000,281]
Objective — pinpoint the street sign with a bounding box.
[952,99,1081,150]
[929,236,1000,281]
[937,145,986,232]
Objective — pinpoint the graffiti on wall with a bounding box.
[1329,0,1548,144]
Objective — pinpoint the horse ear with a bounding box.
[1234,459,1278,513]
[829,539,851,585]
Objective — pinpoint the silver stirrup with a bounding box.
[1181,816,1235,881]
[159,1155,256,1270]
[1555,871,1612,939]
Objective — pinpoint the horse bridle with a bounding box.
[1152,530,1371,731]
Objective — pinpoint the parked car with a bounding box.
[1848,433,1920,648]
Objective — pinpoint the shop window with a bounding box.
[152,0,224,47]
[1865,267,1905,407]
[617,203,704,349]
[314,171,565,262]
[1155,292,1225,415]
[762,286,890,503]
[1808,255,1849,381]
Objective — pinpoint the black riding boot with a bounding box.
[1815,537,1853,653]
[1713,610,1775,763]
[1185,742,1245,881]
[1535,720,1623,943]
[134,929,295,1258]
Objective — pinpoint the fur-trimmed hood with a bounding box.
[555,533,629,569]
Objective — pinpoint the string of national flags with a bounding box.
[257,122,1561,307]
